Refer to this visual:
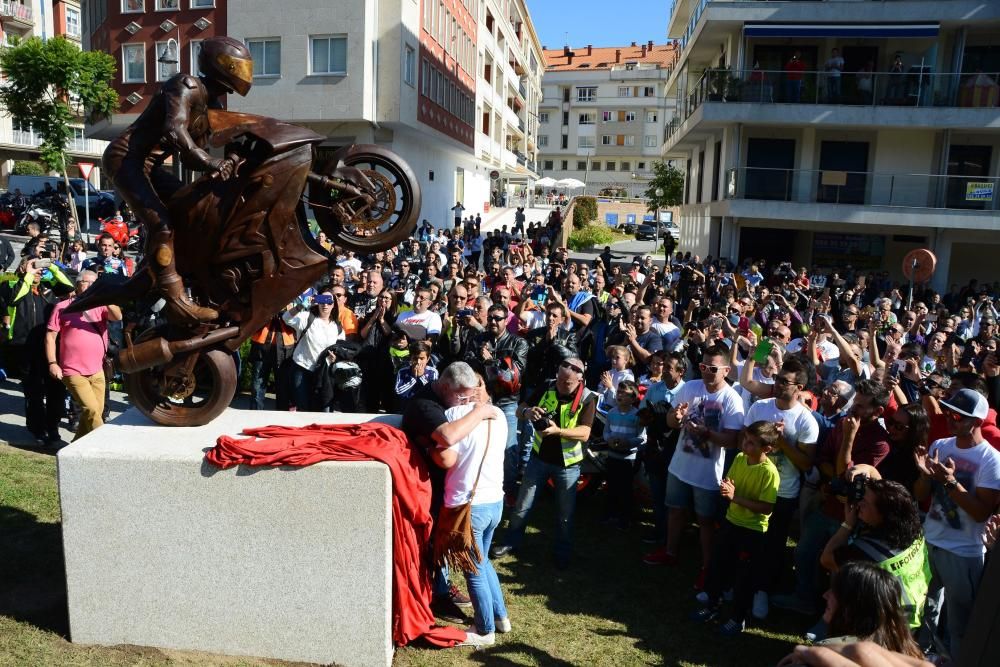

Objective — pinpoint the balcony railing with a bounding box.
[725,166,1000,212]
[681,68,1000,122]
[0,0,34,26]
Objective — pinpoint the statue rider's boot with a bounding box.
[150,231,218,326]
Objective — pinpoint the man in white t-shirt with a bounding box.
[644,343,745,587]
[915,389,1000,660]
[336,250,362,278]
[395,287,443,339]
[743,357,819,619]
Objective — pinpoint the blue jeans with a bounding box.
[516,418,534,474]
[499,402,519,495]
[922,544,985,659]
[503,455,580,562]
[792,510,839,603]
[290,363,315,411]
[465,501,508,634]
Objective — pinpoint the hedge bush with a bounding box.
[568,223,618,251]
[11,160,45,176]
[571,195,598,229]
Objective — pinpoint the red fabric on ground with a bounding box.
[205,422,466,648]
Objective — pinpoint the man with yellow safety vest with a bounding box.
[1,256,75,445]
[490,355,597,570]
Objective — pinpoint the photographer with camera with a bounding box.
[819,472,930,630]
[465,304,528,502]
[490,355,596,570]
[442,294,490,365]
[1,255,75,445]
[775,380,891,617]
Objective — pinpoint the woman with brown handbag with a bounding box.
[431,369,512,648]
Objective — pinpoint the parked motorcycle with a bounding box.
[69,109,420,426]
[15,202,58,237]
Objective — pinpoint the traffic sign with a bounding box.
[79,162,94,180]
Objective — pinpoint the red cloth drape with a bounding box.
[205,422,466,648]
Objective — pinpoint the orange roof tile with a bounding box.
[542,42,678,72]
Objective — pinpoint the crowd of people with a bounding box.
[4,201,1000,661]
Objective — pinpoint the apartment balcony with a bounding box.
[666,68,1000,152]
[9,127,41,147]
[669,1,1000,62]
[0,0,34,29]
[720,166,1000,229]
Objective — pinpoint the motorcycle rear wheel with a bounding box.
[123,343,237,427]
[310,144,420,252]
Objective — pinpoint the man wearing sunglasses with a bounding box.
[466,305,529,502]
[914,388,1000,660]
[645,344,745,584]
[491,356,596,570]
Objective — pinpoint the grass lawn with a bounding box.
[1,443,808,666]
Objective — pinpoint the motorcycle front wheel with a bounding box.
[124,344,237,427]
[310,144,420,252]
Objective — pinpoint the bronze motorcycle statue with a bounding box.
[72,109,420,426]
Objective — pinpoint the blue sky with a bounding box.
[526,0,671,50]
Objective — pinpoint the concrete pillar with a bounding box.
[795,128,816,203]
[932,229,952,294]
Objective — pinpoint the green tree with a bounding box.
[644,161,684,211]
[0,36,118,173]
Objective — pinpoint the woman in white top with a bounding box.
[431,363,511,645]
[282,287,344,411]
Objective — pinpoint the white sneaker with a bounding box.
[752,591,769,620]
[458,630,496,647]
[695,591,710,604]
[496,617,512,633]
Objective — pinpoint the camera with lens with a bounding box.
[456,308,475,319]
[829,473,867,504]
[531,410,558,432]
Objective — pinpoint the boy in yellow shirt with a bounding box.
[690,420,780,635]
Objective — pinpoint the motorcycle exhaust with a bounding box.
[119,326,240,374]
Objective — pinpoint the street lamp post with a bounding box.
[654,186,664,262]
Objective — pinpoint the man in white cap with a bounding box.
[915,387,1000,660]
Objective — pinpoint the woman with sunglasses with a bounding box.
[877,403,929,493]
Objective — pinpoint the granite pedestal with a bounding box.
[58,408,399,667]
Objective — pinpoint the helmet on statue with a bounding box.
[198,36,253,97]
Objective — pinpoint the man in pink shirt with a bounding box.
[45,270,122,440]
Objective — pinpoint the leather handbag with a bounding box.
[433,422,491,575]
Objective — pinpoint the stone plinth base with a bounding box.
[58,408,399,667]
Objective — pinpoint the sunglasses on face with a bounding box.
[774,377,800,387]
[560,361,584,374]
[699,363,725,373]
[887,419,910,431]
[488,315,506,322]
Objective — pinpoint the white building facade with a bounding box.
[537,42,676,197]
[0,0,105,186]
[226,0,543,228]
[664,0,1000,291]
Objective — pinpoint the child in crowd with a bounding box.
[690,420,780,636]
[602,380,646,528]
[600,345,635,410]
[394,340,437,408]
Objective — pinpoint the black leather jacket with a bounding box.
[521,325,578,395]
[466,330,529,405]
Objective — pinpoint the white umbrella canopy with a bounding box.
[535,176,558,187]
[555,178,586,189]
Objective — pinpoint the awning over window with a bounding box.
[744,24,939,38]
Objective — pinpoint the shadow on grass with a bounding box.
[0,505,69,637]
[470,641,576,666]
[491,488,803,667]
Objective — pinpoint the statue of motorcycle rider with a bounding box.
[101,36,253,326]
